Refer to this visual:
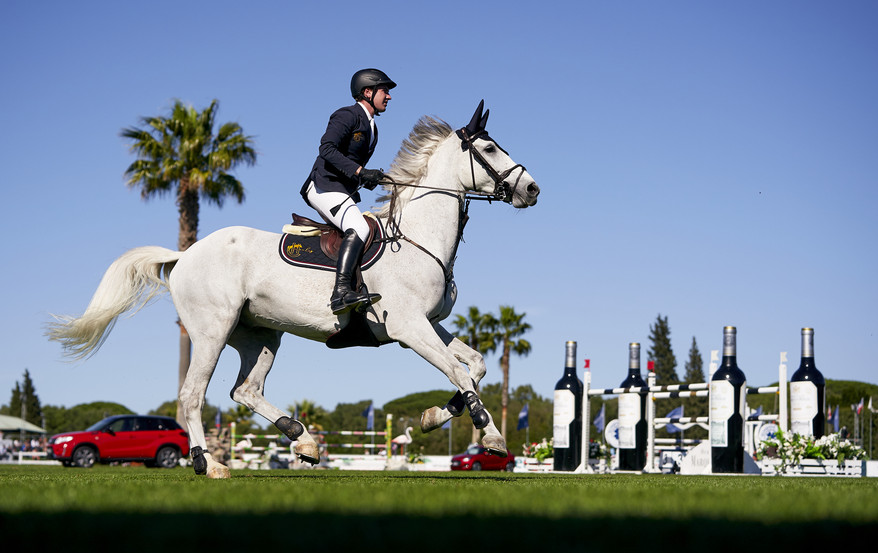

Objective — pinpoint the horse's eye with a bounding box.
[483,144,496,154]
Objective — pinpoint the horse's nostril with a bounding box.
[528,183,540,196]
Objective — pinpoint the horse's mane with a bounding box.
[373,116,454,218]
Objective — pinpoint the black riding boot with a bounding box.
[330,229,381,315]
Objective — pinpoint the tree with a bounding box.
[452,306,499,443]
[287,399,328,432]
[494,306,532,440]
[683,336,704,384]
[648,314,678,383]
[120,99,256,426]
[682,336,708,438]
[648,314,678,421]
[42,402,134,435]
[3,370,43,428]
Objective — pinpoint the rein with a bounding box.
[376,127,525,284]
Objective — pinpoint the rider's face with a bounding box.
[367,86,391,113]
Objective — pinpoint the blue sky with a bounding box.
[1,1,876,423]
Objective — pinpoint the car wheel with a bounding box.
[471,461,481,471]
[72,446,97,468]
[505,462,515,472]
[154,446,180,469]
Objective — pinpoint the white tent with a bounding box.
[0,414,46,433]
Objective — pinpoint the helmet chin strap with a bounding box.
[363,87,382,116]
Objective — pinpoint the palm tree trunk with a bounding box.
[175,179,199,427]
[501,346,510,439]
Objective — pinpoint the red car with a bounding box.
[450,445,516,472]
[47,415,189,469]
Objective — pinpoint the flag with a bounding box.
[827,406,835,428]
[362,403,374,430]
[215,407,222,428]
[833,405,840,433]
[594,404,606,433]
[665,405,683,433]
[748,405,763,421]
[869,397,875,413]
[517,403,529,430]
[857,398,864,415]
[583,359,590,369]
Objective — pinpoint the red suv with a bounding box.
[47,415,189,469]
[450,445,515,471]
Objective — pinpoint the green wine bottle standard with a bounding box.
[710,326,747,473]
[790,327,826,438]
[553,341,583,471]
[618,342,647,471]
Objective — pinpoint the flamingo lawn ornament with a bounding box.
[392,426,414,456]
[47,101,540,479]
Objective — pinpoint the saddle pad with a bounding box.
[278,223,386,272]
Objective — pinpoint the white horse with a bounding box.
[48,101,540,478]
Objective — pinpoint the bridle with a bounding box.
[378,127,529,284]
[456,127,528,205]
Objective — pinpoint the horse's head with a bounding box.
[456,100,540,208]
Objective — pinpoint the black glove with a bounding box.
[359,168,385,190]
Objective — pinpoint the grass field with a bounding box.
[2,465,876,552]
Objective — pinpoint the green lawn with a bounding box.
[1,465,876,551]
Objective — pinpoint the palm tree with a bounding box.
[120,99,256,425]
[452,306,499,444]
[288,399,328,432]
[495,306,532,440]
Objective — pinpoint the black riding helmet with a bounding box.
[350,68,396,113]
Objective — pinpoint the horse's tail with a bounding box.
[46,246,184,360]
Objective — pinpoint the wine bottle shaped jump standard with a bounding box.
[553,341,583,471]
[710,326,747,473]
[618,342,647,471]
[790,327,826,438]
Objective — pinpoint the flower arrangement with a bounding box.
[589,440,611,463]
[522,438,553,462]
[407,446,425,465]
[757,430,868,475]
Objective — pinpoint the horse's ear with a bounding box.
[480,109,489,131]
[465,100,485,134]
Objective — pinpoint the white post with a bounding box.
[644,371,658,473]
[778,352,788,432]
[576,369,593,473]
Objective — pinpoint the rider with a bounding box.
[300,68,396,315]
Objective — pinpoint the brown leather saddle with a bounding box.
[290,213,382,261]
[279,214,386,274]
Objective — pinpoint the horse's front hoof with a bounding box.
[420,406,448,433]
[482,435,508,457]
[207,465,231,479]
[296,441,319,465]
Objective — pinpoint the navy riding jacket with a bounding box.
[302,104,376,204]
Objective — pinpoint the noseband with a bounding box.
[457,128,527,204]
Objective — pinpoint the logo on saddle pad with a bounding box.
[278,215,385,272]
[284,242,315,259]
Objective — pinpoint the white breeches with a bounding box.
[305,181,370,242]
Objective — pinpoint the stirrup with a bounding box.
[331,291,381,315]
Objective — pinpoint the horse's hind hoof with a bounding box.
[207,466,231,479]
[420,406,448,433]
[295,441,319,465]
